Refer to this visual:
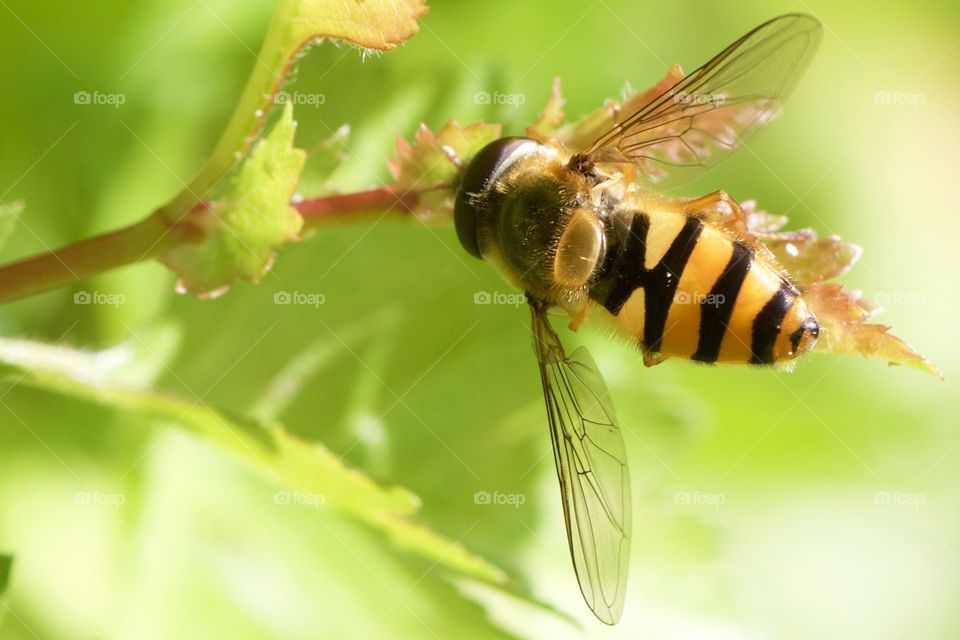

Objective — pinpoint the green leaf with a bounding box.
[0,201,22,252]
[805,282,943,379]
[160,104,306,297]
[0,337,507,586]
[282,0,428,54]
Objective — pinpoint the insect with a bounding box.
[453,14,823,624]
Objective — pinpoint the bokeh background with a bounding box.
[1,1,959,638]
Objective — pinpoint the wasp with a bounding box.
[453,14,823,624]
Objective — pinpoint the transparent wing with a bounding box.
[582,13,822,187]
[529,300,631,625]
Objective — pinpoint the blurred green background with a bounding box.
[1,1,958,638]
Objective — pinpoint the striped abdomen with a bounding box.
[590,210,820,365]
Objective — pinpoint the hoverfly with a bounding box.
[453,14,823,624]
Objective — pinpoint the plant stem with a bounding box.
[0,186,422,304]
[0,213,200,305]
[298,185,418,228]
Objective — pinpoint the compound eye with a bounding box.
[454,137,533,259]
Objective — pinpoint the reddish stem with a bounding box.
[0,213,202,305]
[0,186,424,305]
[295,185,418,227]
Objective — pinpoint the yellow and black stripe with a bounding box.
[748,281,798,364]
[591,211,818,365]
[692,241,752,362]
